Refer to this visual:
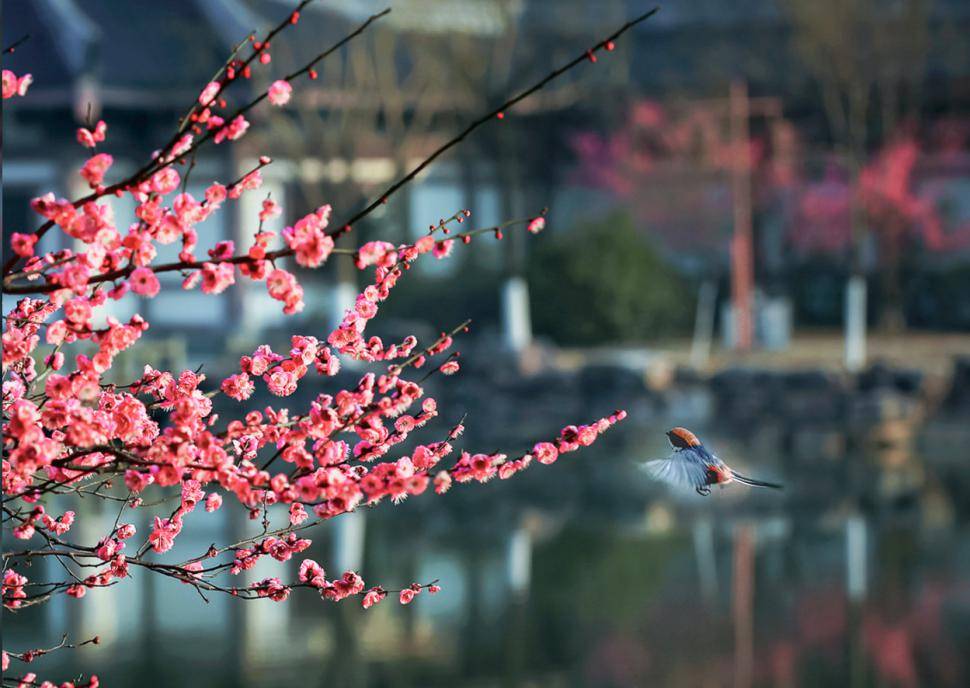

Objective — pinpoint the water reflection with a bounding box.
[7,419,970,687]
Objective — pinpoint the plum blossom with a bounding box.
[432,239,455,259]
[282,206,334,267]
[77,120,108,148]
[129,267,161,297]
[267,79,292,106]
[201,262,235,294]
[198,81,220,105]
[356,241,397,269]
[527,216,546,234]
[0,33,628,684]
[259,198,282,222]
[214,114,250,143]
[533,441,559,465]
[265,268,304,314]
[80,154,114,188]
[148,516,182,553]
[2,70,32,98]
[361,587,386,609]
[221,373,255,401]
[205,493,223,512]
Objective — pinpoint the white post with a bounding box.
[844,275,867,372]
[506,525,532,598]
[845,514,867,602]
[690,281,717,368]
[846,513,868,688]
[692,517,719,601]
[72,508,118,649]
[501,276,532,352]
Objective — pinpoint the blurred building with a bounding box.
[4,0,970,351]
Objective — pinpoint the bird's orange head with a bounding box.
[666,427,702,449]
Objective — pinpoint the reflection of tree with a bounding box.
[524,523,969,687]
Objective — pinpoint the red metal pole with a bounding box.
[730,80,754,350]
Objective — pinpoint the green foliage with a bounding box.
[528,213,694,345]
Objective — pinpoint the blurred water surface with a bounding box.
[8,414,969,688]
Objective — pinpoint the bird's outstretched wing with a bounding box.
[641,452,708,489]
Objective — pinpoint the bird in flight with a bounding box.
[643,427,782,496]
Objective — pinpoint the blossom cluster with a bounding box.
[1,4,635,685]
[2,68,32,99]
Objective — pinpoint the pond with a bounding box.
[6,418,970,687]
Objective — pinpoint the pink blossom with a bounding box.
[283,208,334,267]
[10,233,38,258]
[221,373,254,401]
[254,577,290,602]
[267,80,293,106]
[299,559,327,587]
[13,523,34,539]
[288,503,308,525]
[361,587,386,609]
[79,154,114,188]
[434,470,452,494]
[259,198,282,222]
[266,368,297,396]
[356,241,397,269]
[2,70,18,98]
[214,114,250,144]
[265,268,304,314]
[129,267,161,297]
[432,239,454,259]
[2,70,31,99]
[77,120,108,148]
[148,516,181,553]
[205,493,223,512]
[201,262,235,294]
[229,169,262,199]
[49,511,75,536]
[198,81,220,106]
[3,569,28,608]
[96,538,121,561]
[527,216,546,234]
[150,167,181,195]
[323,571,365,601]
[533,441,559,465]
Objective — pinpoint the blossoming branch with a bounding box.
[2,3,657,685]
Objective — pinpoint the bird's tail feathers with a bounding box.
[731,471,783,489]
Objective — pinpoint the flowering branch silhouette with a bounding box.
[1,2,651,685]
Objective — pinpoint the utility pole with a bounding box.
[730,80,755,351]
